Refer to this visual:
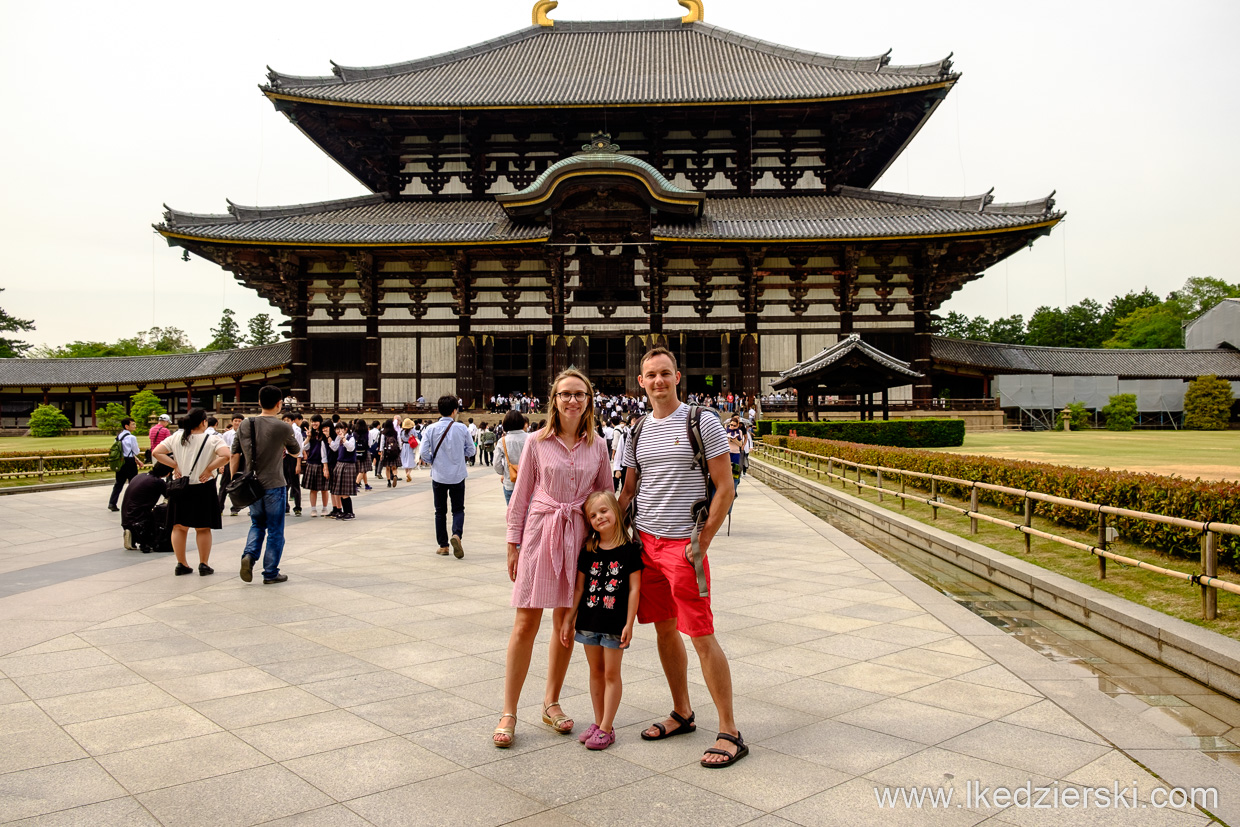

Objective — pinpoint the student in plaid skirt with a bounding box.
[328,421,359,520]
[302,415,331,517]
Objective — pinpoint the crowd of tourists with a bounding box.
[106,347,752,768]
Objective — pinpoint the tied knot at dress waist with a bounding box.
[528,490,588,580]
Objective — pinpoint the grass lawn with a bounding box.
[0,434,133,455]
[931,430,1240,481]
[760,453,1240,639]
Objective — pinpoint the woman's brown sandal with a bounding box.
[542,703,574,734]
[493,713,517,748]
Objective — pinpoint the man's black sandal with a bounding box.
[641,710,695,741]
[701,732,748,769]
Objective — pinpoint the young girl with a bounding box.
[559,490,643,751]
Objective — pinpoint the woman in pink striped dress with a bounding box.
[493,368,612,748]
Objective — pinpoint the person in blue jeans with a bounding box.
[419,395,475,558]
[229,385,302,584]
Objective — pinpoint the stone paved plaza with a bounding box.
[0,467,1237,826]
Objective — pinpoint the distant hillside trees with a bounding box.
[935,278,1240,349]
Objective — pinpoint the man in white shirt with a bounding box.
[466,418,480,466]
[108,417,145,511]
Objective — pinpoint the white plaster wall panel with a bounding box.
[421,337,456,374]
[889,385,913,401]
[379,325,457,335]
[311,379,336,404]
[381,338,417,373]
[421,379,456,401]
[801,334,837,358]
[382,379,417,405]
[338,379,364,406]
[424,307,457,321]
[761,335,796,373]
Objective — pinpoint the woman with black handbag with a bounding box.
[152,408,231,576]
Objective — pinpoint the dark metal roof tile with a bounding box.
[0,343,293,388]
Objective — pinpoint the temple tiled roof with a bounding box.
[264,20,955,108]
[776,334,922,388]
[0,343,292,388]
[159,188,1059,246]
[931,337,1240,380]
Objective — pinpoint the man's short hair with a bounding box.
[231,414,244,423]
[206,416,218,428]
[258,385,283,410]
[437,395,459,417]
[120,417,134,428]
[281,412,295,421]
[640,346,678,372]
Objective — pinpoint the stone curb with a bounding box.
[0,478,113,496]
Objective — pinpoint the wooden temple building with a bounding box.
[155,0,1063,410]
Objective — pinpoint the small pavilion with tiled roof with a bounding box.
[772,334,923,421]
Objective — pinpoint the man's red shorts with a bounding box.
[635,531,713,638]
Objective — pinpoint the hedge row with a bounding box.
[0,448,111,474]
[761,435,1240,567]
[765,419,965,448]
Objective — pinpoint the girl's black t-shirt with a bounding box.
[575,541,644,636]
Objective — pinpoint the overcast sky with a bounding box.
[2,0,1236,350]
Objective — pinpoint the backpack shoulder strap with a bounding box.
[629,412,649,471]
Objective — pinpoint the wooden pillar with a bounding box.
[549,334,569,382]
[185,385,193,411]
[740,333,760,398]
[456,335,477,409]
[882,388,890,420]
[289,278,309,403]
[480,335,495,405]
[42,387,49,405]
[89,388,98,428]
[812,385,821,422]
[569,335,589,372]
[720,332,731,397]
[233,377,243,404]
[911,259,937,403]
[355,254,381,410]
[625,335,644,396]
[526,334,535,396]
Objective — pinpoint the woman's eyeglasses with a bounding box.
[555,391,588,402]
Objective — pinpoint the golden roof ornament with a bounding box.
[532,0,557,26]
[532,0,703,27]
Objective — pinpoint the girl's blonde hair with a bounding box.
[540,367,596,445]
[582,490,632,553]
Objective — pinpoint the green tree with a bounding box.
[0,288,36,358]
[1103,305,1183,348]
[1101,393,1137,431]
[28,404,72,437]
[246,313,277,346]
[987,314,1026,345]
[935,311,971,338]
[32,326,195,358]
[94,402,128,433]
[203,309,243,351]
[1054,401,1091,431]
[1026,301,1104,348]
[129,390,167,429]
[1166,277,1240,321]
[1100,289,1160,342]
[1183,375,1234,430]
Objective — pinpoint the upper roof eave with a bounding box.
[263,19,956,108]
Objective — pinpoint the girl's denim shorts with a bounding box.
[574,630,623,649]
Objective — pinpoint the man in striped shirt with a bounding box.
[619,347,745,768]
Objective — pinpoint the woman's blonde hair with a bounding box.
[582,490,632,553]
[539,367,596,445]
